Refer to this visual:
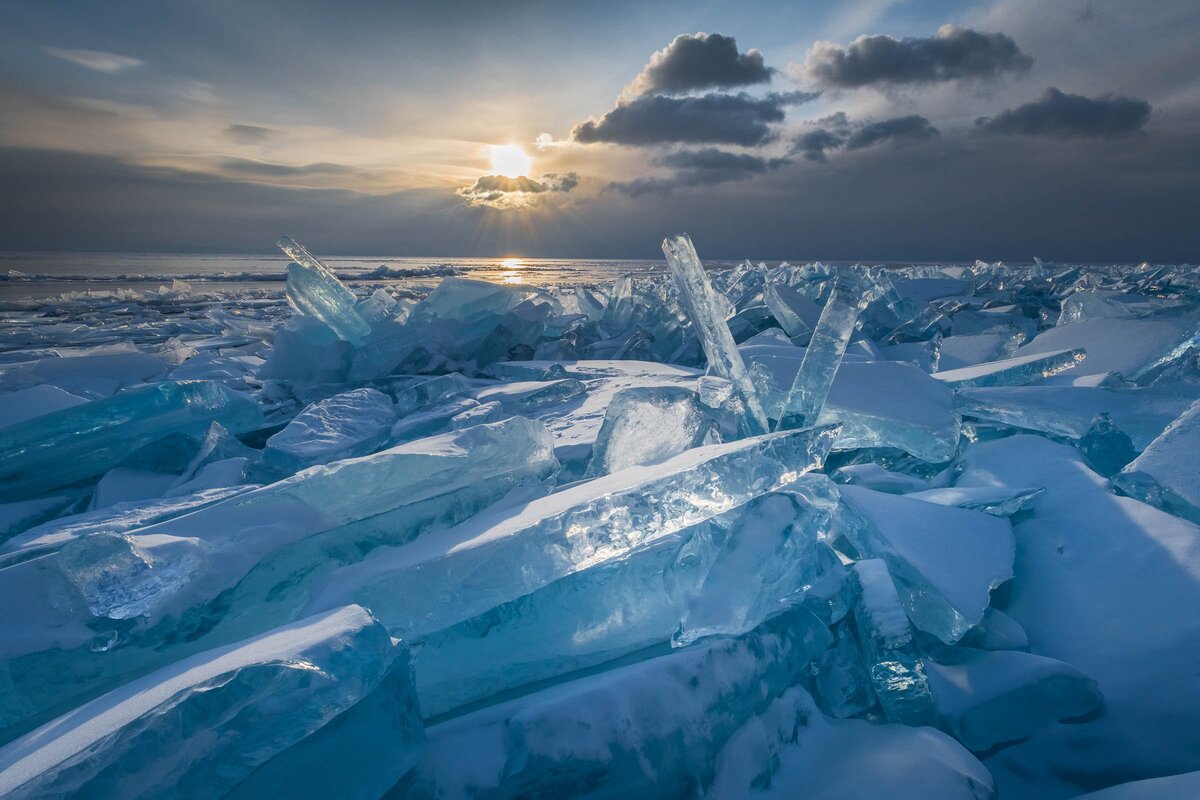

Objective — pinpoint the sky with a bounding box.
[0,0,1197,261]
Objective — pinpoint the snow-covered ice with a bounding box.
[1,237,1198,798]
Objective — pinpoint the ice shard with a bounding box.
[0,381,262,502]
[836,485,1015,644]
[587,386,715,476]
[932,347,1087,388]
[0,606,424,800]
[926,649,1103,751]
[264,387,396,472]
[776,267,868,431]
[407,607,830,798]
[413,490,842,717]
[0,418,558,737]
[311,425,839,642]
[850,559,940,726]
[277,236,372,346]
[764,281,822,341]
[662,234,769,435]
[1112,399,1200,523]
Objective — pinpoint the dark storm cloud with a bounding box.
[611,148,789,196]
[801,25,1032,89]
[224,124,277,144]
[976,87,1152,137]
[790,113,938,161]
[628,33,772,96]
[571,91,815,147]
[845,115,940,149]
[456,172,578,209]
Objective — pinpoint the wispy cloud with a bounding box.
[44,47,144,74]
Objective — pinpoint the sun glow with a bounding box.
[490,144,532,178]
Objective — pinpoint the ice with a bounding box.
[89,468,178,510]
[833,463,929,494]
[1013,314,1197,379]
[956,384,1200,449]
[926,649,1102,751]
[1079,412,1138,475]
[849,559,939,725]
[706,686,995,800]
[906,485,1043,516]
[277,235,372,346]
[264,387,395,472]
[0,496,74,543]
[954,436,1200,793]
[0,385,87,428]
[394,372,473,415]
[0,347,166,398]
[412,490,841,716]
[937,332,1017,369]
[588,385,714,475]
[776,267,868,431]
[763,281,822,341]
[0,605,423,799]
[474,377,586,411]
[1073,772,1200,800]
[1112,399,1200,523]
[662,234,769,435]
[0,380,263,502]
[820,361,960,462]
[836,485,1015,644]
[407,607,830,798]
[310,425,839,642]
[933,347,1087,388]
[0,418,557,735]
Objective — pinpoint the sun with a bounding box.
[491,144,532,178]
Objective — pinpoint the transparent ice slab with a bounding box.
[277,236,372,346]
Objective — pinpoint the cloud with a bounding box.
[225,124,276,144]
[456,172,578,209]
[846,115,940,149]
[572,91,814,147]
[611,148,790,196]
[791,113,939,161]
[44,47,144,74]
[218,158,354,178]
[799,25,1032,89]
[626,33,772,97]
[976,87,1152,137]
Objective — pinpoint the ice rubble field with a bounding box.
[0,235,1198,800]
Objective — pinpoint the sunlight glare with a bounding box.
[491,144,533,178]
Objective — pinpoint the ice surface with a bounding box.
[777,268,867,431]
[277,236,372,346]
[1112,399,1200,522]
[1013,314,1196,379]
[588,385,714,475]
[264,387,395,472]
[834,463,930,494]
[763,281,822,340]
[1073,772,1200,800]
[662,234,769,435]
[0,380,262,502]
[0,605,422,799]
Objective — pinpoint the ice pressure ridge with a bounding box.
[0,236,1199,799]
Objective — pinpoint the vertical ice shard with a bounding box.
[0,381,262,502]
[0,606,424,800]
[850,559,940,726]
[776,267,868,431]
[662,234,769,436]
[276,235,372,346]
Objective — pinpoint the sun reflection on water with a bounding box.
[501,257,525,284]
